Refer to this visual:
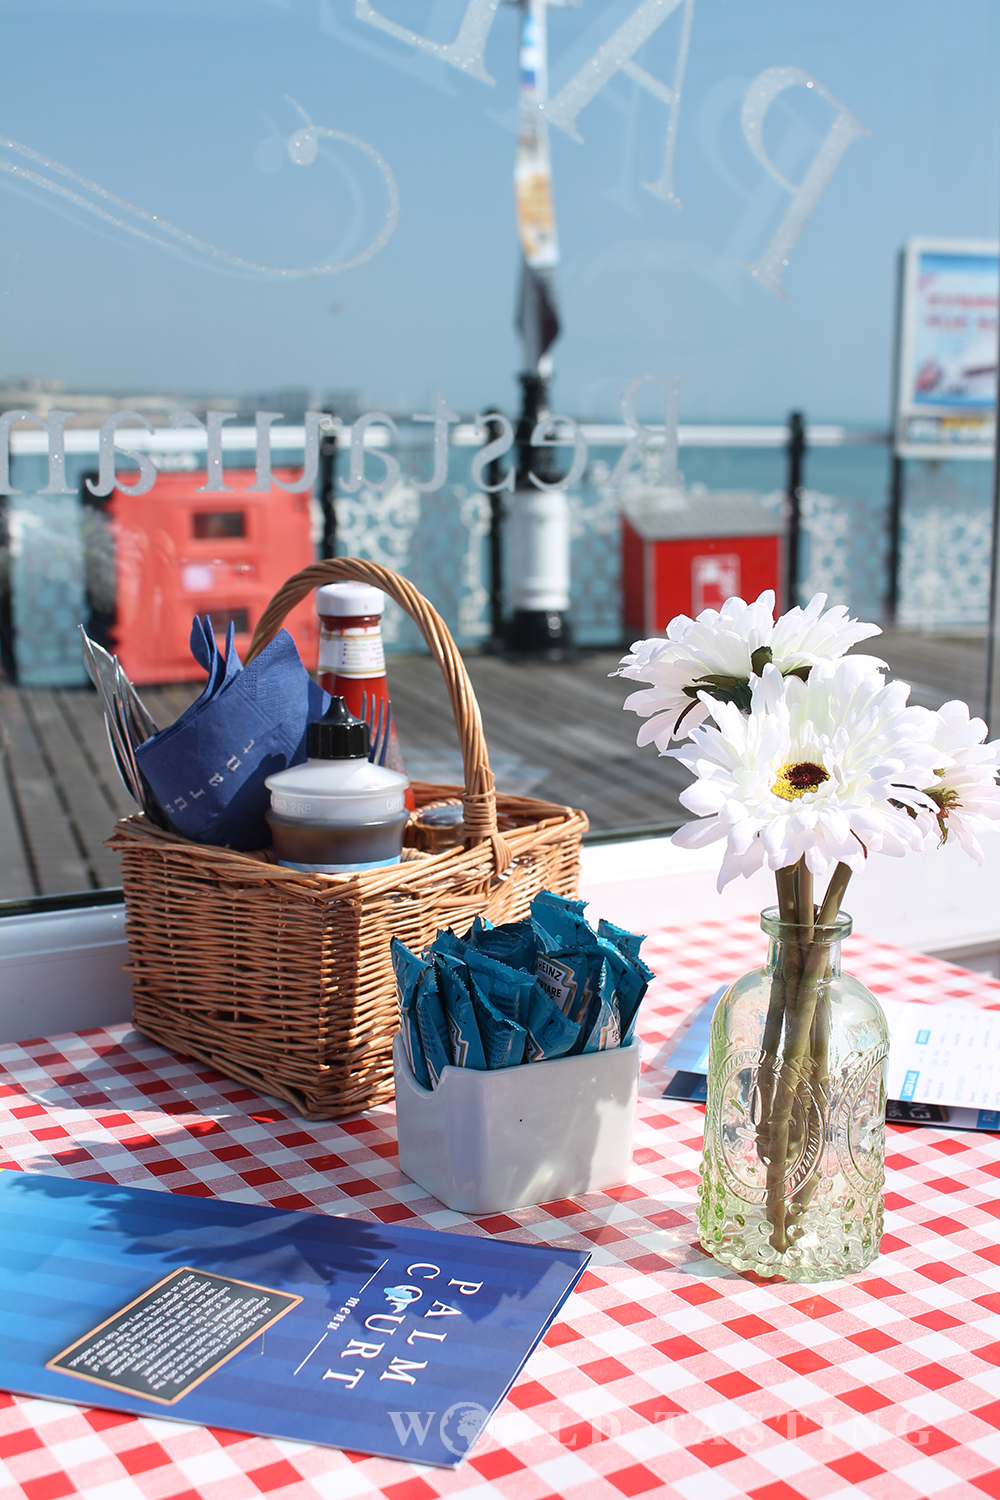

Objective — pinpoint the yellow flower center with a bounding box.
[771,760,829,801]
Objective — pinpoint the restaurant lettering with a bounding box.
[0,377,686,497]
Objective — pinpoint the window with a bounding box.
[1,0,998,901]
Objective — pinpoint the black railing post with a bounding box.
[0,492,14,683]
[785,411,806,611]
[886,452,904,622]
[886,248,905,625]
[985,306,1000,732]
[319,421,338,559]
[484,413,506,649]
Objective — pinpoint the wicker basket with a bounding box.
[108,559,588,1121]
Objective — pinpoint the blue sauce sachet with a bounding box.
[581,990,621,1052]
[530,893,600,1027]
[401,897,651,1079]
[468,915,539,973]
[464,948,535,1029]
[429,928,466,960]
[522,981,580,1062]
[532,890,589,924]
[597,917,646,962]
[597,921,654,1043]
[413,967,452,1088]
[390,938,432,1090]
[467,977,527,1068]
[578,957,622,1053]
[435,954,488,1071]
[533,945,590,1024]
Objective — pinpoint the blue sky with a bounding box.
[1,0,998,421]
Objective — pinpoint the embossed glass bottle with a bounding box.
[698,910,888,1281]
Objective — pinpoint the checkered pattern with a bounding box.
[3,913,1000,1500]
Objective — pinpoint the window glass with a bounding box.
[1,0,997,898]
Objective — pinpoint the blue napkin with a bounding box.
[135,616,329,851]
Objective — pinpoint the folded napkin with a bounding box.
[135,617,329,850]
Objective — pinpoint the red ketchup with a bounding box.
[316,582,414,810]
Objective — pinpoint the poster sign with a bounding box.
[896,237,999,458]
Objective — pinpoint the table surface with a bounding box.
[3,915,1000,1500]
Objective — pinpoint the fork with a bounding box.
[359,690,392,767]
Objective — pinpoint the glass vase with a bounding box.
[698,908,888,1281]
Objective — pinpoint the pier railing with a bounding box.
[4,416,996,687]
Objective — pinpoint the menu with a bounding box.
[0,1172,589,1468]
[664,988,1000,1131]
[881,998,1000,1117]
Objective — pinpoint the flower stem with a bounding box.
[817,862,852,926]
[795,860,814,931]
[765,938,826,1252]
[756,864,798,1165]
[789,863,854,1222]
[762,860,855,1251]
[775,865,797,924]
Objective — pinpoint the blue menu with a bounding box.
[0,1173,589,1468]
[663,989,1000,1132]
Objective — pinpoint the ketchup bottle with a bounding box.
[316,582,414,809]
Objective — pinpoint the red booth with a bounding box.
[108,471,318,684]
[622,489,784,637]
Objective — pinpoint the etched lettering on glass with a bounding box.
[413,393,460,494]
[196,412,236,496]
[0,410,46,495]
[0,105,399,277]
[353,0,501,85]
[341,412,403,498]
[470,413,515,494]
[740,66,870,299]
[608,375,684,491]
[249,410,330,494]
[86,411,157,499]
[528,415,587,492]
[544,0,694,209]
[39,411,77,496]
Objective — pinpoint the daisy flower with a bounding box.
[914,700,1000,865]
[669,659,938,891]
[616,590,885,750]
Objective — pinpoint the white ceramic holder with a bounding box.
[392,1033,641,1214]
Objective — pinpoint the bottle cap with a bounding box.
[307,696,369,760]
[316,582,385,618]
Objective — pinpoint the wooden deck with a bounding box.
[0,626,990,902]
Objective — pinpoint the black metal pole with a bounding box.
[0,492,14,683]
[785,410,805,611]
[886,452,904,622]
[515,372,556,490]
[484,413,506,649]
[984,302,1000,732]
[319,423,338,559]
[79,468,117,656]
[507,372,572,656]
[886,249,906,624]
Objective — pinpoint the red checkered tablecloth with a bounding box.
[3,914,1000,1500]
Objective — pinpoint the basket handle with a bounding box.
[245,558,512,873]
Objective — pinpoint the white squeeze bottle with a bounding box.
[265,698,409,873]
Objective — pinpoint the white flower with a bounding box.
[616,590,885,750]
[913,700,1000,866]
[670,659,938,891]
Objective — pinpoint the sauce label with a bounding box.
[535,954,577,1017]
[319,625,386,677]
